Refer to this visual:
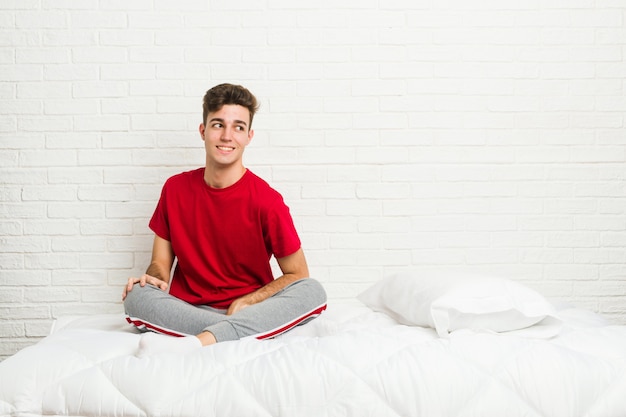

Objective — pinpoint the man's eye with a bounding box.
[212,123,223,128]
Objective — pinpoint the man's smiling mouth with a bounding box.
[217,146,235,152]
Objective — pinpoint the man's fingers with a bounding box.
[122,276,143,300]
[141,274,168,290]
[122,277,137,300]
[122,275,167,301]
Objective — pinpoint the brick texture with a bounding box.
[1,1,625,359]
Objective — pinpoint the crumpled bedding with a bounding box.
[1,301,625,417]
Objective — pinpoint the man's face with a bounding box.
[199,104,254,169]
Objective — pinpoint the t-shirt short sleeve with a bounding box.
[264,197,301,259]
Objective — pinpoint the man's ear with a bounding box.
[199,123,206,140]
[247,129,254,144]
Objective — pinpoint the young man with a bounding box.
[123,83,327,356]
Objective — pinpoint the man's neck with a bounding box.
[203,164,246,189]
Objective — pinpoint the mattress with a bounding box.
[1,300,626,417]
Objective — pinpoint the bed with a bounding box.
[1,272,626,417]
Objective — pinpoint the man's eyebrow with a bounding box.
[208,117,248,127]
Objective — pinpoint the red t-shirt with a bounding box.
[149,168,301,308]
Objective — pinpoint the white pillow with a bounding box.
[357,272,560,338]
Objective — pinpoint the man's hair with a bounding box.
[202,83,259,128]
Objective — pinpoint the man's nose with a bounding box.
[221,126,234,140]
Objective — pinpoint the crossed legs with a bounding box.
[123,278,327,355]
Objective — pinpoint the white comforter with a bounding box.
[1,301,626,417]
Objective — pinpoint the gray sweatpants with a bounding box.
[123,278,327,342]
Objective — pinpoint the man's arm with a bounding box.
[145,235,175,282]
[226,248,309,315]
[122,235,174,300]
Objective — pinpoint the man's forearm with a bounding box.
[227,248,310,315]
[145,261,171,283]
[227,273,307,315]
[251,273,305,303]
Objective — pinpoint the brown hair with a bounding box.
[202,83,259,128]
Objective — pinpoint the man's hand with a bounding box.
[122,274,168,300]
[225,248,310,315]
[226,295,254,315]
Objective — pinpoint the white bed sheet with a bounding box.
[1,300,625,417]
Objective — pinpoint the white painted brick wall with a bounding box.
[1,2,625,359]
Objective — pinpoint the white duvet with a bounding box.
[1,301,626,417]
